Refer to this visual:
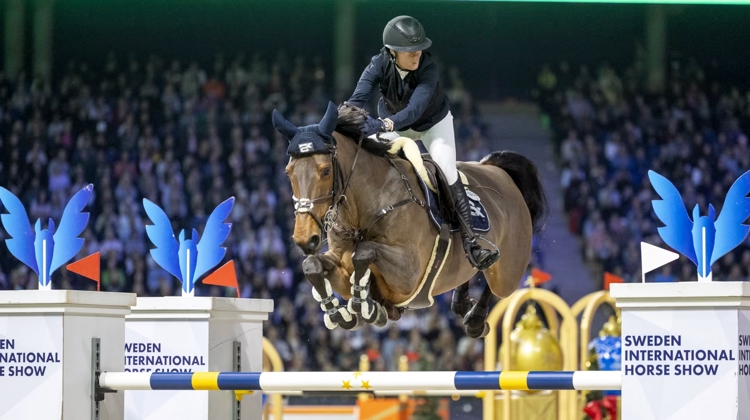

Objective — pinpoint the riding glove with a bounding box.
[362,116,385,137]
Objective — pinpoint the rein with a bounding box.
[346,158,424,238]
[328,138,425,244]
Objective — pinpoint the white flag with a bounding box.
[641,242,679,282]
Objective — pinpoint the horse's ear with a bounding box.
[318,101,338,137]
[272,109,298,141]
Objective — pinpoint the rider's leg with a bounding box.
[421,112,499,271]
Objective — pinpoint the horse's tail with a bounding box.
[480,151,547,233]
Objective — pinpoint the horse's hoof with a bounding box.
[323,314,339,330]
[368,304,388,327]
[344,314,366,331]
[463,302,490,338]
[337,314,359,330]
[329,306,358,330]
[466,321,490,339]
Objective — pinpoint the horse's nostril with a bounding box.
[308,235,320,251]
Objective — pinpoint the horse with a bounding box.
[272,102,546,338]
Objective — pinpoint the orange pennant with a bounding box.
[604,272,624,291]
[67,252,101,291]
[531,268,552,286]
[202,260,239,298]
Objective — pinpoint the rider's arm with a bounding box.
[388,60,438,131]
[347,54,384,108]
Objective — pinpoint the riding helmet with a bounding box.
[382,15,432,53]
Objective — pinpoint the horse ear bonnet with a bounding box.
[272,102,338,157]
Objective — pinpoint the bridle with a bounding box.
[292,135,364,237]
[291,134,424,247]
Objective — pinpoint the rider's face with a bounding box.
[394,50,421,71]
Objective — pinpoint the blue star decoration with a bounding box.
[0,184,94,289]
[649,169,750,281]
[143,197,235,296]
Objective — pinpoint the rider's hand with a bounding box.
[361,116,385,137]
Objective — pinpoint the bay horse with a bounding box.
[273,102,546,338]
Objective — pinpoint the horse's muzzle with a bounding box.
[297,234,321,255]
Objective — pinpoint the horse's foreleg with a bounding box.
[302,255,362,331]
[348,243,388,327]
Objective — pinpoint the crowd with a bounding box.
[536,59,750,285]
[0,52,491,372]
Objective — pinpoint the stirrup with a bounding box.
[464,235,500,271]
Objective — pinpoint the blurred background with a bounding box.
[1,1,750,416]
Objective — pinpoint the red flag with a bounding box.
[604,272,624,291]
[67,252,101,291]
[202,260,240,298]
[530,268,552,286]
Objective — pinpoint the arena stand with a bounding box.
[0,52,489,373]
[536,59,750,286]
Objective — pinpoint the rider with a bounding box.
[346,15,499,271]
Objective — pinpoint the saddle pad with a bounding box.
[416,174,490,233]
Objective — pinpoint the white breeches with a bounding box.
[375,111,458,184]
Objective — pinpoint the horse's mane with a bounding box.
[335,103,393,156]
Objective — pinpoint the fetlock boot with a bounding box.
[450,180,500,271]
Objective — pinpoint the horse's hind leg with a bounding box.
[463,284,492,338]
[348,243,388,327]
[302,255,362,331]
[462,261,525,338]
[451,281,473,318]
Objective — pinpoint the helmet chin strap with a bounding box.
[388,49,413,73]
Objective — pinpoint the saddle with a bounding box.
[387,136,489,234]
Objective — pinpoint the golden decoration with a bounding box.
[361,380,372,390]
[500,304,563,372]
[342,380,352,390]
[599,315,621,338]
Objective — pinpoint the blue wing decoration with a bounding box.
[0,187,38,274]
[35,219,55,285]
[648,170,697,265]
[50,184,93,274]
[711,170,750,265]
[143,198,182,281]
[193,197,235,282]
[178,229,198,293]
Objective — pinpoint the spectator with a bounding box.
[0,52,492,372]
[540,59,750,285]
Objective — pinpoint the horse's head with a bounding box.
[273,102,339,255]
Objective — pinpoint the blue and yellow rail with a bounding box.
[98,370,621,392]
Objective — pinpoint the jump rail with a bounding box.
[98,371,621,392]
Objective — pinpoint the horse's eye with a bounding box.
[321,167,331,178]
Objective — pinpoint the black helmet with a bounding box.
[382,16,432,53]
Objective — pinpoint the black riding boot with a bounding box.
[450,180,500,271]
